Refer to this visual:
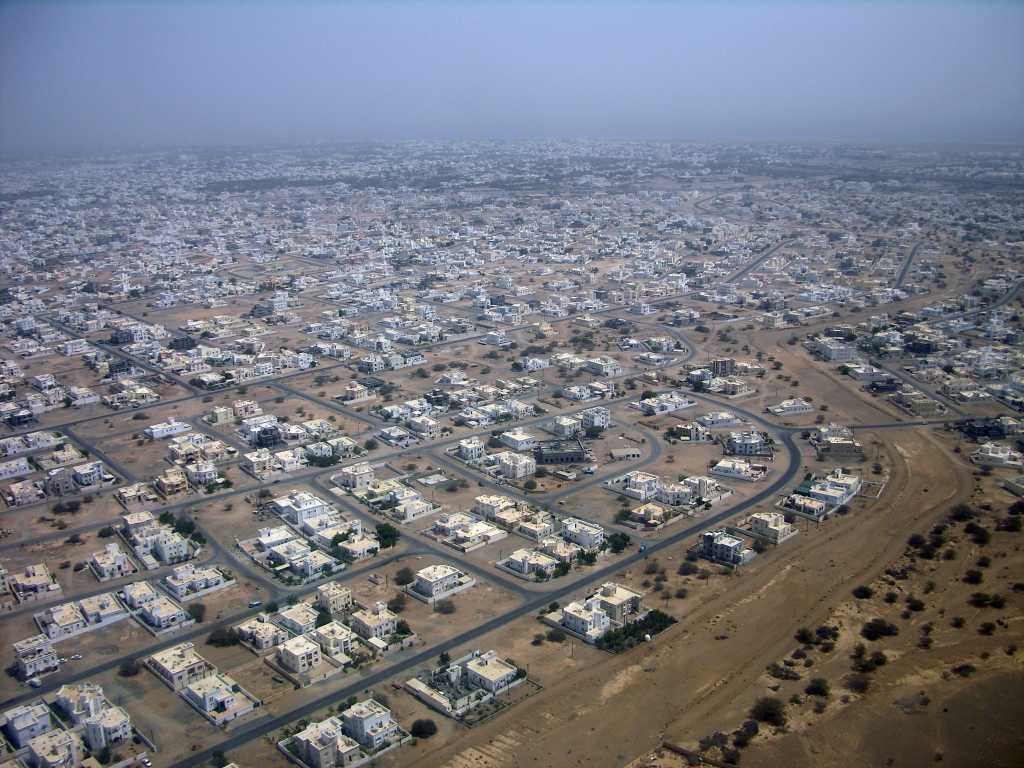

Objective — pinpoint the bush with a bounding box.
[767,662,801,681]
[546,628,567,643]
[434,599,456,615]
[607,532,631,553]
[410,719,438,739]
[207,628,240,647]
[678,561,698,576]
[376,523,400,549]
[749,697,786,727]
[118,658,141,677]
[394,567,414,586]
[187,603,207,622]
[844,673,871,693]
[998,516,1022,532]
[523,479,538,491]
[861,618,899,641]
[852,585,874,600]
[596,609,676,653]
[387,593,407,613]
[805,678,830,697]
[964,569,984,585]
[949,503,975,522]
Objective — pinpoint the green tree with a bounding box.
[376,523,400,549]
[410,719,438,739]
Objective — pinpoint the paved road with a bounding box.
[306,473,535,599]
[2,550,418,708]
[168,430,803,768]
[62,425,139,484]
[869,357,967,418]
[725,238,794,284]
[7,285,977,766]
[894,241,922,289]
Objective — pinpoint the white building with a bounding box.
[14,634,59,679]
[409,564,475,603]
[335,462,374,490]
[971,441,1024,468]
[580,406,611,430]
[710,458,767,482]
[768,398,814,416]
[140,595,191,630]
[560,517,605,551]
[750,511,797,544]
[498,452,536,480]
[349,601,397,641]
[277,635,322,674]
[457,437,485,462]
[464,650,519,693]
[163,564,226,600]
[561,598,612,641]
[144,418,192,439]
[3,702,52,748]
[292,716,362,768]
[271,491,333,525]
[341,699,402,751]
[89,543,136,581]
[499,429,537,452]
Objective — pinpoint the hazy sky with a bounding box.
[1,1,1022,154]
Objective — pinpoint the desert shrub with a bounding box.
[861,618,899,641]
[805,678,830,697]
[844,673,871,693]
[749,697,786,727]
[410,719,438,738]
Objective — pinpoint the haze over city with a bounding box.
[2,1,1024,154]
[1,4,1024,768]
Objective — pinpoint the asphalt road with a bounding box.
[894,241,922,289]
[8,285,989,766]
[725,238,794,284]
[167,429,803,768]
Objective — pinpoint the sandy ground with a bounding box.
[345,424,985,768]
